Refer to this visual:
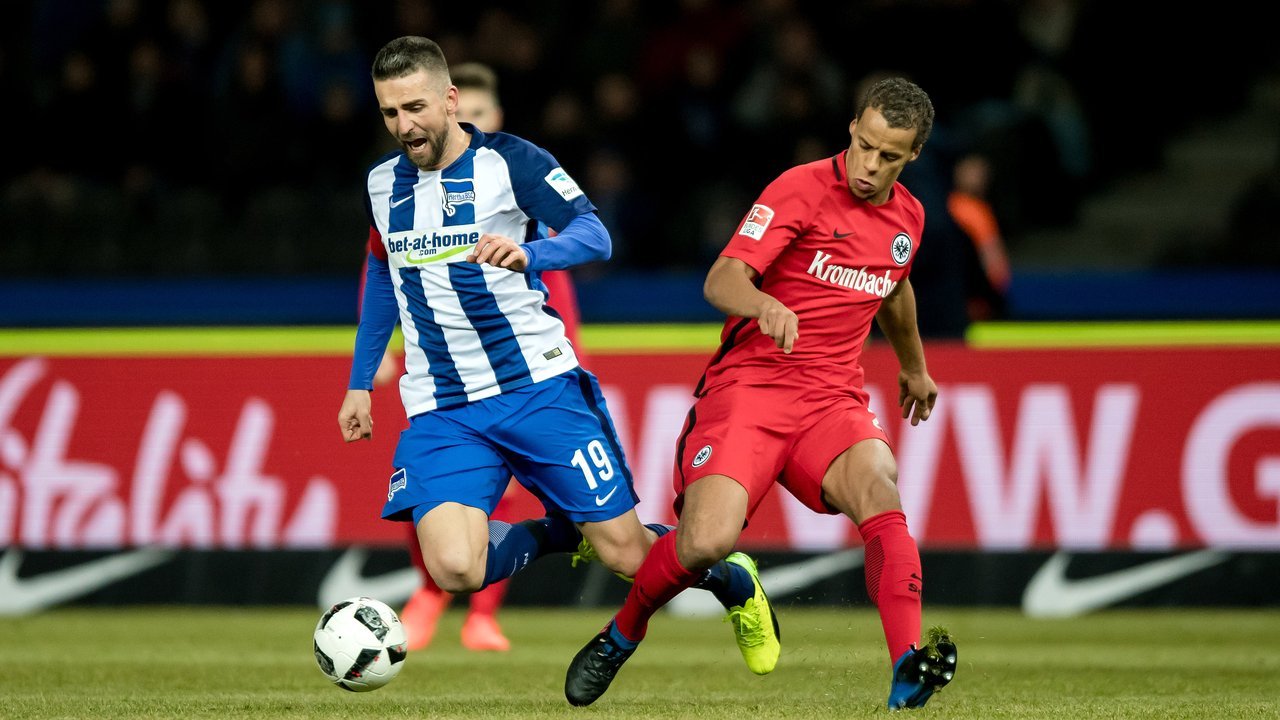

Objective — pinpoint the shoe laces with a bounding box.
[592,634,633,664]
[726,598,766,647]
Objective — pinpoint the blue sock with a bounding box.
[481,515,580,587]
[695,559,756,609]
[607,620,639,649]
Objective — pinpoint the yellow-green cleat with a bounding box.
[570,537,599,569]
[724,552,781,675]
[570,538,634,583]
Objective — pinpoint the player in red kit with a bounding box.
[565,77,957,710]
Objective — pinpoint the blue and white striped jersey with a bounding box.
[361,127,597,416]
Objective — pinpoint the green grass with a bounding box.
[2,607,1277,719]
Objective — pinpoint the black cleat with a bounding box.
[564,623,638,706]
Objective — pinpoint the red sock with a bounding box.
[858,510,923,663]
[612,531,702,642]
[469,578,508,617]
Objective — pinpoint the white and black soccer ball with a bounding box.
[313,596,408,692]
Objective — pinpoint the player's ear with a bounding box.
[848,118,857,137]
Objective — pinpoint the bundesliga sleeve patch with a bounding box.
[738,204,774,241]
[544,167,584,201]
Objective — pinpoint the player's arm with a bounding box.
[468,212,610,273]
[704,256,799,354]
[874,278,936,425]
[341,230,398,442]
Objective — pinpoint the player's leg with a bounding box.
[573,520,761,617]
[817,440,956,710]
[400,522,453,650]
[460,483,519,652]
[565,477,751,706]
[819,439,920,659]
[460,582,509,651]
[565,387,786,706]
[382,406,581,594]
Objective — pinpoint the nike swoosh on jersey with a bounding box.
[0,548,176,616]
[1021,549,1230,618]
[667,548,866,617]
[833,230,853,238]
[389,195,413,208]
[316,547,421,608]
[594,487,619,507]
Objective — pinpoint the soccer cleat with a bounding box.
[887,626,958,710]
[723,552,782,675]
[460,613,511,652]
[569,537,600,569]
[570,538,634,583]
[564,623,637,706]
[399,586,451,651]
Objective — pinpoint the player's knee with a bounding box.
[432,568,483,593]
[593,539,648,578]
[676,529,735,571]
[427,553,483,593]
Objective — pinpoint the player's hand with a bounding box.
[757,298,799,354]
[338,389,374,442]
[897,369,937,426]
[467,234,528,272]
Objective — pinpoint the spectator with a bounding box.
[948,153,1012,321]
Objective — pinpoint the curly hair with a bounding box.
[856,77,935,151]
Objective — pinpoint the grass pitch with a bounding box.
[2,606,1276,719]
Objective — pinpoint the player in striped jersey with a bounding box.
[338,36,777,677]
[391,61,589,653]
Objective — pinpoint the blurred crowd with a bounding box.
[1,0,1274,331]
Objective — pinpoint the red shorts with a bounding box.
[672,383,891,517]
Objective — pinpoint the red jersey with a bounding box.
[697,152,924,396]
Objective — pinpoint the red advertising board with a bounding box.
[2,345,1277,551]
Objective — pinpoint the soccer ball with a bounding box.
[313,596,408,692]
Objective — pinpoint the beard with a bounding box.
[407,128,449,170]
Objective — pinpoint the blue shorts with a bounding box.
[381,368,639,525]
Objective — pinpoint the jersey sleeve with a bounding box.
[720,169,814,275]
[490,133,596,233]
[898,191,927,281]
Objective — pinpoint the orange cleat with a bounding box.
[460,613,511,652]
[400,587,452,651]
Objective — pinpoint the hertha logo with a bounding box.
[387,468,407,500]
[890,233,912,266]
[692,445,713,468]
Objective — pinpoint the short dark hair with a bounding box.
[856,77,934,151]
[371,36,449,85]
[451,62,499,96]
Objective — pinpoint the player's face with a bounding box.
[375,69,458,171]
[456,89,504,133]
[845,106,921,205]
